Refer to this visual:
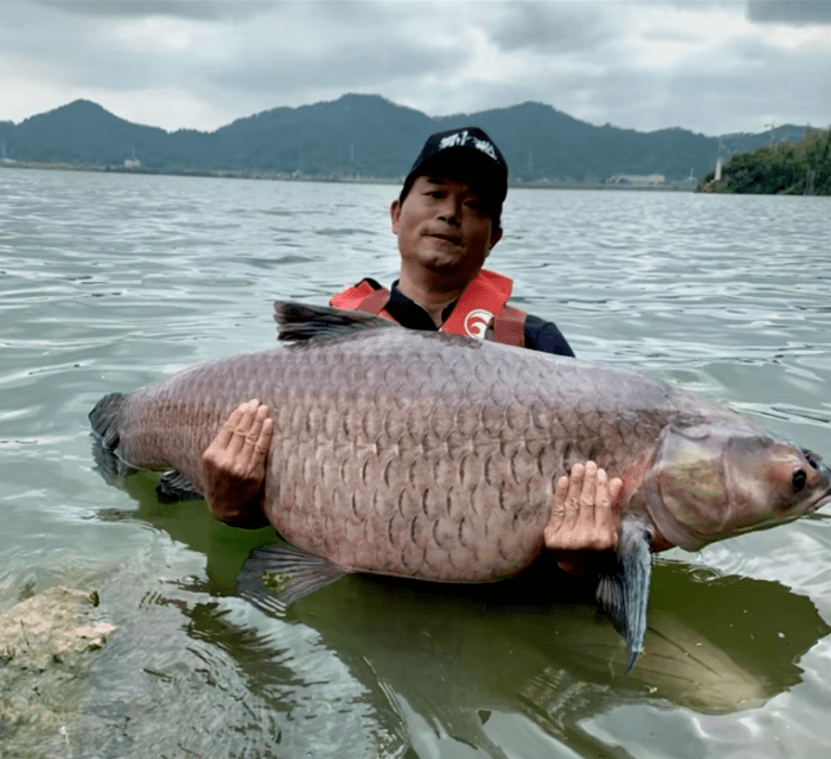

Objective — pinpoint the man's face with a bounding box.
[390,175,503,286]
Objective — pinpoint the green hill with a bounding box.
[0,94,811,184]
[701,127,831,195]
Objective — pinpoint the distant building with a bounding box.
[608,173,666,186]
[124,147,140,169]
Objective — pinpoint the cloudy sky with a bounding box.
[2,0,830,136]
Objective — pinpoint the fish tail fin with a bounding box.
[89,392,134,485]
[237,542,351,615]
[274,301,394,343]
[596,514,653,674]
[89,392,126,450]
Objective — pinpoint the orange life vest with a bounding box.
[329,269,527,347]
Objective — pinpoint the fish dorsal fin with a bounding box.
[273,301,395,343]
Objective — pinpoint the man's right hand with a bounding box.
[200,399,273,528]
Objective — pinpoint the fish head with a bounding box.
[642,422,831,551]
[721,436,831,535]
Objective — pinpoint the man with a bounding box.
[200,127,621,571]
[328,127,575,354]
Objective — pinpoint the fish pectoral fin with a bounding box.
[595,514,653,674]
[274,301,395,343]
[236,543,351,614]
[156,470,204,503]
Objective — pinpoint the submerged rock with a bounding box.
[0,586,116,758]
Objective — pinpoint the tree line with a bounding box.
[702,127,831,195]
[2,97,810,184]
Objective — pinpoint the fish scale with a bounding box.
[257,334,639,579]
[101,319,777,579]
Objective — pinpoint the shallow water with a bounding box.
[1,167,830,758]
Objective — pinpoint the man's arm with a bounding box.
[522,314,576,356]
[200,399,273,528]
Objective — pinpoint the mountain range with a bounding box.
[0,94,808,183]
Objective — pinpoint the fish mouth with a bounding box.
[809,489,831,513]
[806,455,831,513]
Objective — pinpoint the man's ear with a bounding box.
[487,225,503,255]
[390,198,401,234]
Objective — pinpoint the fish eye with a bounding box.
[801,449,819,469]
[792,469,807,491]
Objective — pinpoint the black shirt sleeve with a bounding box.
[523,314,576,357]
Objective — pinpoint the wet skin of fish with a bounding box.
[90,303,831,670]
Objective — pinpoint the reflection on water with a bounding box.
[1,168,831,758]
[68,463,828,758]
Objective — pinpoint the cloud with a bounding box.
[1,1,828,135]
[748,0,831,26]
[5,2,462,108]
[206,3,468,96]
[35,0,280,21]
[484,1,612,54]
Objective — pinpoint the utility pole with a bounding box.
[714,137,724,181]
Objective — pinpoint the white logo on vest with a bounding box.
[463,309,493,339]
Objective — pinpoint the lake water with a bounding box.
[1,167,830,758]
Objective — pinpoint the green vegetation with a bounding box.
[0,97,809,183]
[702,127,831,195]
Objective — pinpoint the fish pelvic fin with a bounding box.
[237,543,351,615]
[156,470,204,503]
[89,392,126,450]
[274,301,395,343]
[595,513,653,674]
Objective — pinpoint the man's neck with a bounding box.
[396,272,469,327]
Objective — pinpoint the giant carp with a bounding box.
[90,302,831,670]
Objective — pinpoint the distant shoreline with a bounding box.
[0,159,698,192]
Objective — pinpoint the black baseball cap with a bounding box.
[399,126,509,222]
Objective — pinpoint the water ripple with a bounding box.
[1,170,830,758]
